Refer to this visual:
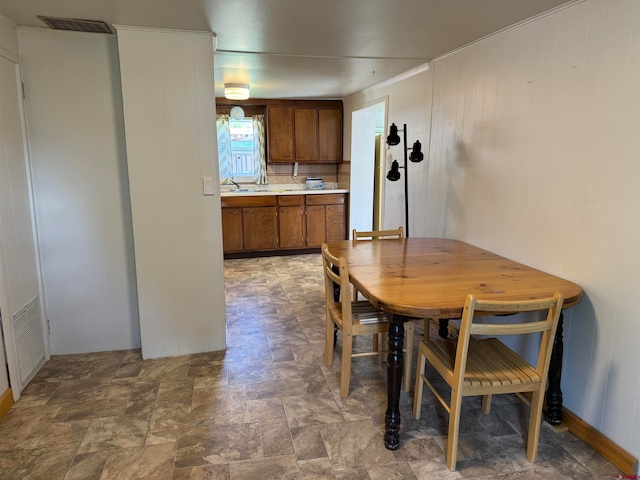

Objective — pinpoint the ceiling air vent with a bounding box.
[37,15,112,34]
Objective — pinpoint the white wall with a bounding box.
[343,72,431,234]
[18,28,140,354]
[346,0,640,463]
[116,26,226,359]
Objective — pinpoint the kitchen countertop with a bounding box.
[220,184,348,197]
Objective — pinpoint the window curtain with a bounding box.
[216,114,233,183]
[253,114,268,184]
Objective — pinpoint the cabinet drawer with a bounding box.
[305,194,345,206]
[221,196,277,208]
[278,195,304,206]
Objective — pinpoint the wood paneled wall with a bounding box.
[116,26,225,359]
[424,0,640,460]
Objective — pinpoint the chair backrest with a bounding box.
[454,293,564,386]
[352,226,404,242]
[321,244,353,333]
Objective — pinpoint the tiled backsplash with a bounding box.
[266,163,338,185]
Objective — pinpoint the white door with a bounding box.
[349,101,387,236]
[0,55,47,399]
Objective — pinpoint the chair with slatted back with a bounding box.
[322,244,392,397]
[351,227,415,392]
[413,293,564,471]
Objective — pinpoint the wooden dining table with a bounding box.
[326,237,583,450]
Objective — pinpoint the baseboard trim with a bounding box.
[562,406,638,475]
[0,388,14,420]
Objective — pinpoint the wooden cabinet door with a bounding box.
[318,108,342,162]
[306,205,326,247]
[325,204,346,243]
[294,108,318,161]
[242,207,278,250]
[221,208,243,252]
[278,205,304,248]
[268,106,294,162]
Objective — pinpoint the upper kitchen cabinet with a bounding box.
[318,108,342,162]
[267,101,343,164]
[267,106,295,162]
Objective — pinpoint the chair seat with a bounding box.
[423,337,541,392]
[328,301,389,332]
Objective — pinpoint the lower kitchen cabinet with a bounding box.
[278,196,304,248]
[243,207,278,250]
[221,193,347,255]
[306,205,326,247]
[305,193,347,247]
[221,208,243,252]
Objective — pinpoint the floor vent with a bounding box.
[12,297,46,390]
[37,16,113,34]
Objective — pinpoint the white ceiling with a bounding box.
[0,0,573,99]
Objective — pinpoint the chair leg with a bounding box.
[373,333,379,352]
[412,344,426,419]
[403,322,415,392]
[325,316,334,366]
[481,394,492,414]
[340,333,353,397]
[527,389,545,462]
[423,318,430,341]
[446,388,464,471]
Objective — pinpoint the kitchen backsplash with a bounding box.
[266,163,338,185]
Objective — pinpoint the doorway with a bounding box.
[348,100,387,236]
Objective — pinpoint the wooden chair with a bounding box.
[413,293,564,471]
[322,244,392,397]
[351,227,415,392]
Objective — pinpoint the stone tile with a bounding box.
[138,356,191,383]
[175,423,263,468]
[246,398,286,421]
[408,459,463,479]
[228,454,299,480]
[227,361,276,385]
[334,467,371,480]
[298,457,335,480]
[190,385,248,426]
[64,451,109,480]
[320,419,396,471]
[283,393,345,429]
[291,425,329,460]
[38,419,91,446]
[244,377,308,400]
[114,361,144,379]
[259,417,295,456]
[100,444,175,480]
[367,462,418,480]
[13,381,59,408]
[76,415,149,453]
[0,444,77,479]
[172,463,231,479]
[0,404,61,449]
[53,398,129,422]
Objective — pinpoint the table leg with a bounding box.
[384,314,404,450]
[438,319,449,339]
[545,311,564,425]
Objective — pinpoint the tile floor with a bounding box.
[0,254,624,479]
